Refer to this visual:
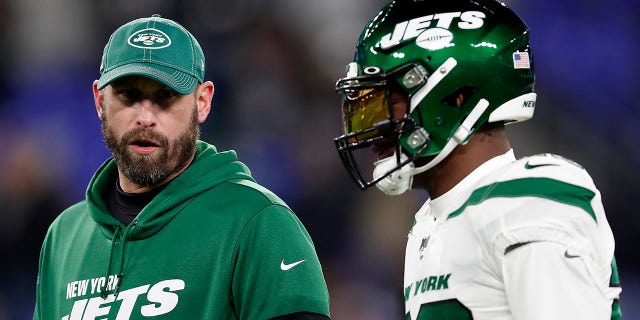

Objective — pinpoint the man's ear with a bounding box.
[195,81,214,123]
[92,80,104,120]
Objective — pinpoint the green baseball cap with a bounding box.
[97,14,205,95]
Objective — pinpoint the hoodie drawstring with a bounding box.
[113,228,128,297]
[100,224,126,299]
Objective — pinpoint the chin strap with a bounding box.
[372,152,415,195]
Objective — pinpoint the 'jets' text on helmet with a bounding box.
[334,0,536,194]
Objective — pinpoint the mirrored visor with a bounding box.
[340,87,390,140]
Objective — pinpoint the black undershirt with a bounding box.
[107,180,165,225]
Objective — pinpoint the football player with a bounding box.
[333,0,623,319]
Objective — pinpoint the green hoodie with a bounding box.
[34,141,330,319]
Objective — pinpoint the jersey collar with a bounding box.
[427,149,516,220]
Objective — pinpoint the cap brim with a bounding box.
[98,63,198,95]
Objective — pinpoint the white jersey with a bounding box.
[404,150,622,320]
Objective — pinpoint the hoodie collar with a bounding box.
[86,140,254,240]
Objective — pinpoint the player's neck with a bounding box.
[417,127,510,199]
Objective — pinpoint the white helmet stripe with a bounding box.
[411,98,490,175]
[410,57,458,112]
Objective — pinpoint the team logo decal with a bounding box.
[378,11,486,50]
[128,28,172,49]
[416,28,454,50]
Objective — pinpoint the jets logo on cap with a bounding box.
[128,28,172,49]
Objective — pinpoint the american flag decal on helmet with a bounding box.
[512,51,531,69]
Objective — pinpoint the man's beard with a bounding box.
[101,106,200,187]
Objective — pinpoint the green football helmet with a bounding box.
[334,0,536,194]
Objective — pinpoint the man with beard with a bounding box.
[33,15,330,320]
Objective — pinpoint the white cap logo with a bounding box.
[128,28,172,49]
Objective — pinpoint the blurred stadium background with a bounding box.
[0,0,638,318]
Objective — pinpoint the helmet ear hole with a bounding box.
[440,85,477,107]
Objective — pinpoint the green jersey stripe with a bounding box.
[447,178,597,222]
